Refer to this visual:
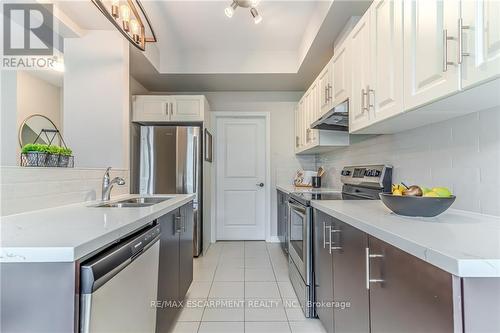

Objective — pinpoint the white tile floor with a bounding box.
[171,241,327,333]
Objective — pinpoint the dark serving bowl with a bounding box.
[379,193,456,217]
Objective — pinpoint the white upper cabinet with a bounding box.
[308,79,320,144]
[349,13,372,132]
[132,96,171,122]
[298,98,306,149]
[303,90,312,146]
[332,38,351,105]
[403,0,461,110]
[294,106,301,151]
[171,96,206,121]
[133,95,208,123]
[319,58,334,116]
[461,0,500,89]
[294,72,349,155]
[370,0,404,122]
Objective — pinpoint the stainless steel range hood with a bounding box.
[311,100,349,131]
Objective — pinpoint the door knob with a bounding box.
[257,183,264,187]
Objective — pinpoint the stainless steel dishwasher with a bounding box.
[79,223,161,333]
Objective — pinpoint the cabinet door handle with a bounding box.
[323,222,326,249]
[325,224,332,252]
[328,84,332,101]
[326,225,334,254]
[165,103,168,116]
[365,248,384,289]
[329,228,342,252]
[323,222,327,249]
[367,86,375,110]
[175,215,182,234]
[361,89,367,113]
[458,18,470,64]
[442,29,455,72]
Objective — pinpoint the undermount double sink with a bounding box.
[94,197,172,208]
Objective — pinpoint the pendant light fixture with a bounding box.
[225,0,263,24]
[91,0,157,51]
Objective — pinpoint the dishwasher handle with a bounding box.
[80,223,161,294]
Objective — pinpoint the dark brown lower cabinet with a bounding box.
[179,202,194,298]
[312,208,460,333]
[156,202,194,333]
[368,236,455,333]
[331,218,369,333]
[313,209,334,333]
[156,210,179,333]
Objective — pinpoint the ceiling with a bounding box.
[148,1,319,53]
[137,1,332,74]
[55,1,111,30]
[57,0,371,91]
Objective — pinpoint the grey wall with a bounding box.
[1,71,18,166]
[141,91,316,239]
[317,106,500,216]
[64,30,130,169]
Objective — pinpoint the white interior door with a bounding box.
[216,116,266,240]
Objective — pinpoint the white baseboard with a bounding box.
[267,236,280,243]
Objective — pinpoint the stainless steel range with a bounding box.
[287,164,392,318]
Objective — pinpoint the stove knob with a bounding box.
[374,170,381,177]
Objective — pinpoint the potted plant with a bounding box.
[58,147,73,167]
[45,145,61,167]
[21,143,48,167]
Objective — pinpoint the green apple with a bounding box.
[423,191,439,197]
[432,187,452,198]
[421,187,432,195]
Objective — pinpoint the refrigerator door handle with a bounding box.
[193,135,198,195]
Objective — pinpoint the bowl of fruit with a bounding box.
[379,184,456,217]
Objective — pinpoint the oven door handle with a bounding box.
[288,202,307,215]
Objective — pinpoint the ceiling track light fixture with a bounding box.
[91,0,157,51]
[225,0,263,24]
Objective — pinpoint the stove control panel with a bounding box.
[340,170,351,176]
[340,165,392,191]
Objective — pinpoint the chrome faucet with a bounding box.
[102,167,126,201]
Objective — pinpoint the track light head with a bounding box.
[225,1,238,18]
[250,7,262,24]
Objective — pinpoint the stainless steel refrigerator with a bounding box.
[132,125,202,257]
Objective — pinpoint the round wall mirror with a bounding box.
[19,114,62,148]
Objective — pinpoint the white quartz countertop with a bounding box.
[0,194,194,263]
[312,200,500,278]
[276,184,338,194]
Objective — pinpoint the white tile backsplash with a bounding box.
[317,106,500,216]
[0,167,129,216]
